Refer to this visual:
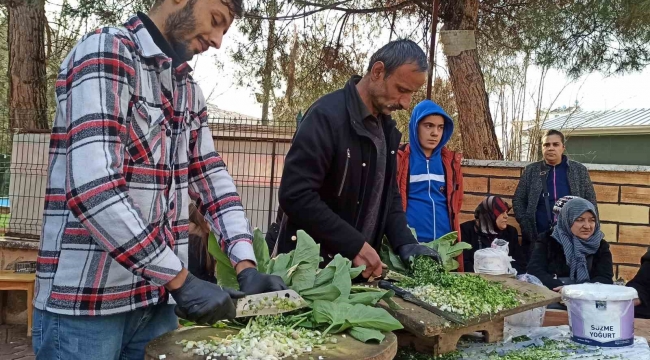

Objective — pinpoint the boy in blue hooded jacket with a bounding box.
[396,100,465,270]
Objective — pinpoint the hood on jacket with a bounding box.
[409,99,454,158]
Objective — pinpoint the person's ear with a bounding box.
[370,61,385,81]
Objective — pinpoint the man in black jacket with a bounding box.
[276,40,441,279]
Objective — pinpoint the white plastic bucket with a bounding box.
[562,284,638,347]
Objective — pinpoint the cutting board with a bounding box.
[145,326,397,360]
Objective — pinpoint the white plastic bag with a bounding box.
[491,238,510,254]
[505,274,547,328]
[474,247,516,275]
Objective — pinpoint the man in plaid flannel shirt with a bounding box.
[33,0,287,358]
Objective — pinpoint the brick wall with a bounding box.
[461,160,650,282]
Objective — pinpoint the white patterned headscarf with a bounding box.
[551,197,603,283]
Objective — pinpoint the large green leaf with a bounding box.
[301,284,342,302]
[207,232,239,290]
[349,327,385,343]
[311,300,403,335]
[379,237,407,273]
[347,292,386,306]
[313,267,335,288]
[252,228,270,274]
[447,241,472,258]
[287,231,320,292]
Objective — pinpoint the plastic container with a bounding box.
[505,274,546,328]
[562,284,638,347]
[473,246,516,276]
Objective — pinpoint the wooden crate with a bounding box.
[378,274,561,355]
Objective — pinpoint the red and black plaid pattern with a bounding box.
[35,16,255,316]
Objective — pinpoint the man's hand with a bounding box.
[553,286,564,293]
[237,268,288,295]
[396,243,442,266]
[169,272,245,325]
[353,242,384,279]
[634,298,642,307]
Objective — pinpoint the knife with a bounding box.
[235,289,307,318]
[378,280,466,325]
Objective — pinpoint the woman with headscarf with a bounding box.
[460,196,525,273]
[527,196,613,291]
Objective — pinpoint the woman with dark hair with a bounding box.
[527,196,613,291]
[188,202,216,283]
[460,196,525,273]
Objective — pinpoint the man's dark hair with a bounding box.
[542,129,565,144]
[152,0,244,18]
[366,39,428,78]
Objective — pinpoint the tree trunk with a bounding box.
[5,0,49,131]
[441,0,502,160]
[260,1,277,125]
[283,24,299,108]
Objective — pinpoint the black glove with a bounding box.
[237,268,288,295]
[170,272,245,325]
[396,243,443,266]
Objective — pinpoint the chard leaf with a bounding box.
[349,327,385,343]
[349,265,365,279]
[447,241,472,258]
[253,228,270,274]
[287,231,320,292]
[311,300,403,334]
[379,237,407,273]
[290,230,320,268]
[301,284,342,302]
[436,231,458,245]
[290,263,318,292]
[348,292,386,306]
[271,253,294,283]
[313,267,335,288]
[207,232,239,290]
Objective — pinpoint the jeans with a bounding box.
[32,304,178,360]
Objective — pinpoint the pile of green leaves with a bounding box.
[380,231,471,272]
[208,229,403,343]
[399,257,523,319]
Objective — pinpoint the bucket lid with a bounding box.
[562,284,638,301]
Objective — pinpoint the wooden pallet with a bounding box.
[378,274,561,355]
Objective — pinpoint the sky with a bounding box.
[193,25,650,120]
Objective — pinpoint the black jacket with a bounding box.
[460,221,526,274]
[626,249,650,319]
[277,77,416,261]
[527,230,614,290]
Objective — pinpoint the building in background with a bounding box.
[541,108,650,166]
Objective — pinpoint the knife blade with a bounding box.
[235,289,307,318]
[378,280,466,325]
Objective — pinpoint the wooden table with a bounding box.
[145,327,398,360]
[379,274,561,355]
[0,271,36,336]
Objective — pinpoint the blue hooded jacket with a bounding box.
[406,100,454,242]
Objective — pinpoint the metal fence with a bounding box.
[0,117,297,240]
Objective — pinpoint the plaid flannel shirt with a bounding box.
[35,15,256,316]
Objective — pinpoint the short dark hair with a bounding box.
[366,39,428,78]
[151,0,244,18]
[542,129,565,144]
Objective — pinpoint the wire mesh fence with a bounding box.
[0,115,297,240]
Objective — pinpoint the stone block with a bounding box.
[600,223,618,242]
[489,178,519,196]
[463,176,488,193]
[610,244,647,265]
[618,225,650,246]
[462,166,521,178]
[598,204,649,224]
[590,171,650,186]
[594,184,619,203]
[618,265,641,282]
[621,186,650,205]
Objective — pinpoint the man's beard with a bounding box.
[164,0,198,62]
